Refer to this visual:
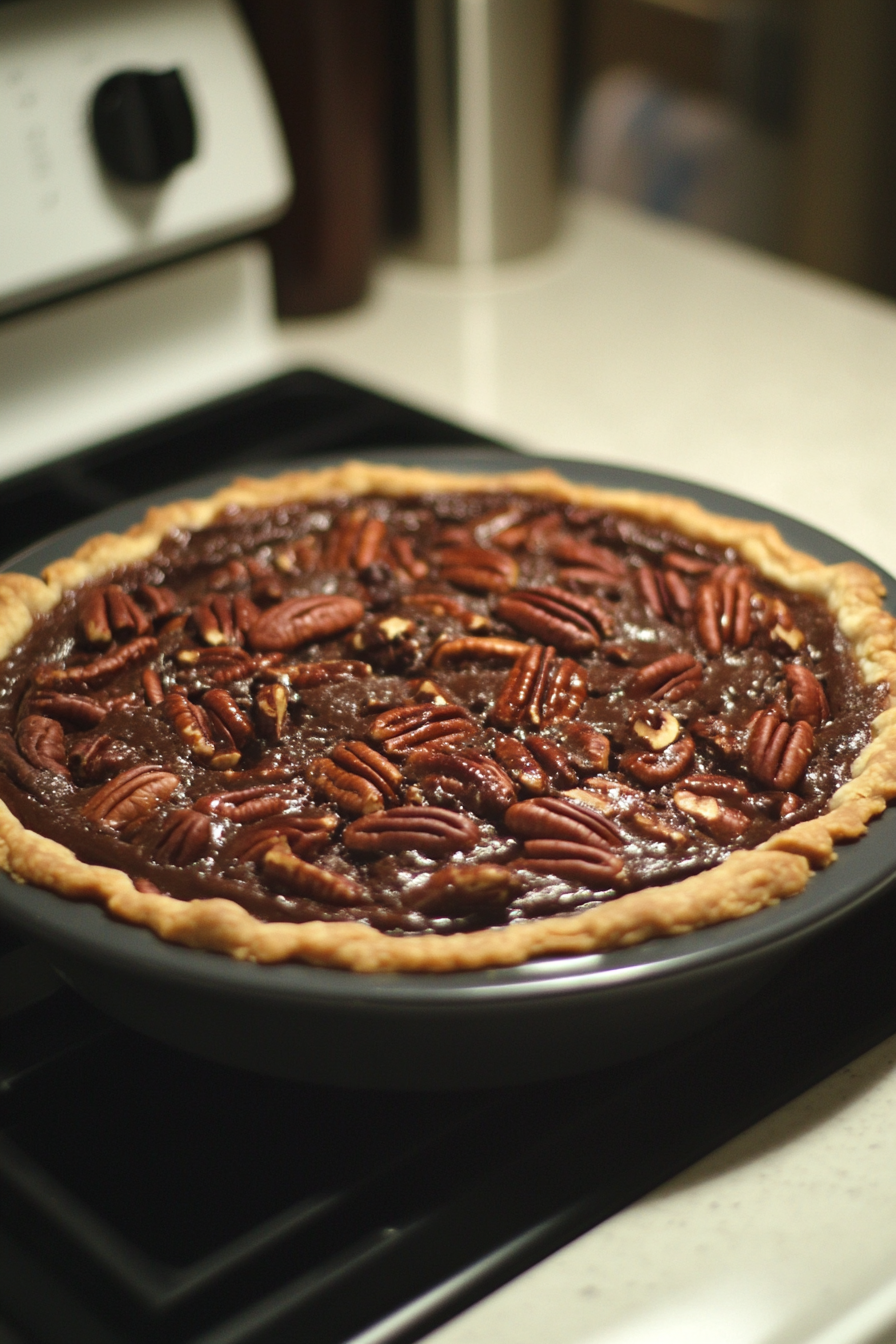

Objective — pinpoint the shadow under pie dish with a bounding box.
[0,461,893,976]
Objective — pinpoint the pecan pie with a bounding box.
[0,462,893,973]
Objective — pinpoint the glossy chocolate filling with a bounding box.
[0,493,884,935]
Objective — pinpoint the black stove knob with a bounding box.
[91,69,196,185]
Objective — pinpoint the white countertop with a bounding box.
[5,191,896,1344]
[416,1033,896,1344]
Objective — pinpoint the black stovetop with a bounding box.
[2,370,896,1344]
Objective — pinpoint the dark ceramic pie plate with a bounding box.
[1,445,894,1089]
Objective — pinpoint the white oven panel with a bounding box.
[0,0,292,316]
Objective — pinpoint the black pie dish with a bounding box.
[0,445,894,1090]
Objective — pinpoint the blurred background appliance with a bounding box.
[566,0,896,299]
[393,0,561,265]
[0,0,300,482]
[0,0,292,317]
[239,0,388,314]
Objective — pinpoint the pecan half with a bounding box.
[35,637,157,692]
[176,647,254,684]
[29,691,108,728]
[254,683,289,740]
[785,664,829,728]
[438,545,518,594]
[745,708,814,789]
[471,506,526,546]
[404,747,517,819]
[523,735,577,789]
[412,864,523,915]
[343,806,479,858]
[369,702,476,756]
[531,648,589,728]
[620,733,695,786]
[630,653,703,701]
[192,594,258,647]
[564,774,649,815]
[308,757,387,816]
[246,560,284,605]
[228,814,337,864]
[550,536,627,579]
[676,773,750,804]
[391,534,428,580]
[559,566,627,591]
[493,736,549,795]
[673,788,751,842]
[625,810,688,846]
[68,734,132,783]
[82,764,180,829]
[332,740,402,800]
[17,716,69,776]
[488,520,529,552]
[695,565,754,656]
[249,595,365,652]
[80,585,152,647]
[355,519,388,571]
[505,796,624,887]
[155,809,212,864]
[177,646,253,668]
[489,645,587,730]
[202,689,254,750]
[194,784,287,823]
[162,692,218,764]
[136,584,178,620]
[663,550,714,575]
[324,507,386,573]
[636,566,692,622]
[555,722,611,772]
[209,560,247,590]
[142,668,165,706]
[259,659,372,689]
[506,795,621,847]
[0,732,43,794]
[429,636,528,669]
[496,586,612,655]
[275,536,321,574]
[263,842,366,906]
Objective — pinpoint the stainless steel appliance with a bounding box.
[401,0,561,264]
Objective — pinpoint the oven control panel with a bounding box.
[0,0,293,317]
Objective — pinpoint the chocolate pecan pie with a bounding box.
[0,462,893,973]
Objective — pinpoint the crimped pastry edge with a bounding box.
[0,460,891,973]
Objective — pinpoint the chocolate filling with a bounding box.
[0,493,884,935]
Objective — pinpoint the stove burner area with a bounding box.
[3,896,896,1344]
[1,373,896,1344]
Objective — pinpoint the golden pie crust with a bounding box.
[0,461,894,974]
